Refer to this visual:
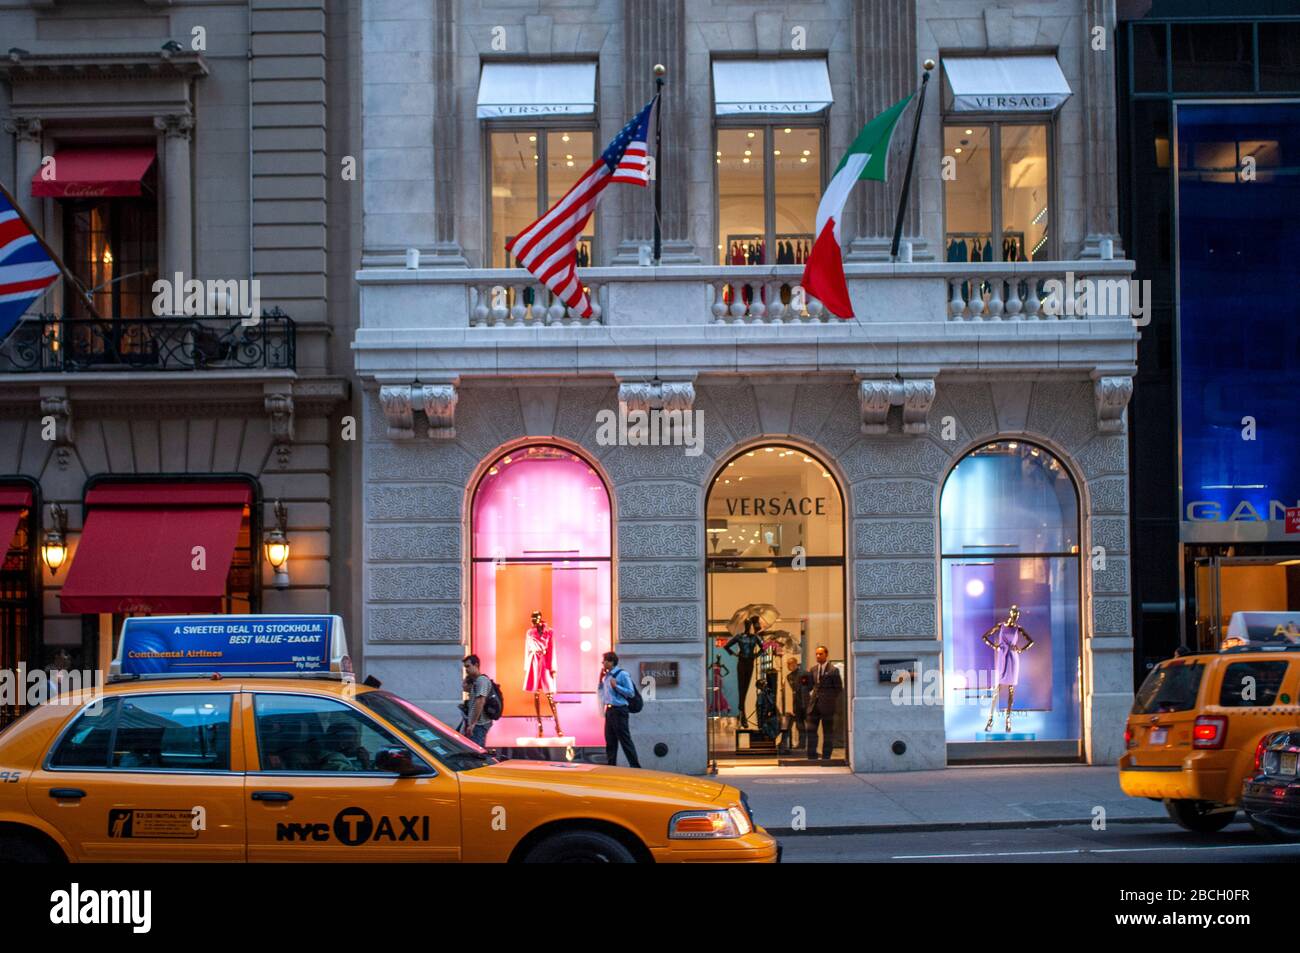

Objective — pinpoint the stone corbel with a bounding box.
[420,383,458,439]
[617,379,696,414]
[264,389,294,467]
[857,378,937,435]
[1094,375,1134,434]
[39,387,73,470]
[378,385,416,439]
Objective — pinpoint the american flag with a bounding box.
[0,188,60,343]
[507,96,657,318]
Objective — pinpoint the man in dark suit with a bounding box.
[805,645,843,760]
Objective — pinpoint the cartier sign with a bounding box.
[723,496,827,517]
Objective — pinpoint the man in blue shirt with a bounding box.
[598,651,641,768]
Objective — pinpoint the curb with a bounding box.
[767,814,1172,837]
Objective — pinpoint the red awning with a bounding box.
[30,146,157,199]
[0,486,31,552]
[59,482,251,615]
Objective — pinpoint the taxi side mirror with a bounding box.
[375,747,429,777]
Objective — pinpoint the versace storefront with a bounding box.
[357,376,1135,775]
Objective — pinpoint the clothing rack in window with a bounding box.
[944,230,1028,263]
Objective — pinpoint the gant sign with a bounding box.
[1185,500,1300,522]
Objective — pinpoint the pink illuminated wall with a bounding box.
[470,447,612,747]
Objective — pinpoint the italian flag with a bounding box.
[801,94,914,319]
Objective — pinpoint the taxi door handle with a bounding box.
[49,788,86,800]
[251,791,293,802]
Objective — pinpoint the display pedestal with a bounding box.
[734,729,777,753]
[980,731,1036,741]
[514,735,577,747]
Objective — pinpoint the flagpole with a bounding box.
[889,59,935,261]
[0,179,105,321]
[653,63,665,265]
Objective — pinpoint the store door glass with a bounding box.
[705,445,845,765]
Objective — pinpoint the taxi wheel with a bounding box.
[1164,798,1236,834]
[523,830,638,864]
[0,831,61,864]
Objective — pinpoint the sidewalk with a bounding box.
[721,764,1167,834]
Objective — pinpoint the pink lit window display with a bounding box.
[471,446,612,747]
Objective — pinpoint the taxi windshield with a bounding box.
[359,691,499,771]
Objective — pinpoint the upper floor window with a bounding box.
[478,62,598,269]
[64,195,158,319]
[940,55,1070,263]
[711,59,832,267]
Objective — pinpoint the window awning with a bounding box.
[59,482,251,615]
[476,62,597,119]
[942,55,1072,113]
[712,59,833,116]
[30,146,157,199]
[0,486,32,552]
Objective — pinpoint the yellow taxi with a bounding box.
[0,615,777,863]
[1119,643,1300,833]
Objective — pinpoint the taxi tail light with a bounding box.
[1192,715,1228,749]
[1124,727,1133,748]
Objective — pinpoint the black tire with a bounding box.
[1164,798,1236,833]
[0,831,59,864]
[523,829,639,864]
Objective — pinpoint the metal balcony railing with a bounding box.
[0,310,296,373]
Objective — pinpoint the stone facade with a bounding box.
[361,373,1133,774]
[0,1,360,666]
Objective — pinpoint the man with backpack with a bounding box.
[598,651,641,768]
[461,654,502,747]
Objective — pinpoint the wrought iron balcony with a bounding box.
[0,311,295,373]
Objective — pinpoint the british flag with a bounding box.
[507,96,657,318]
[0,188,60,343]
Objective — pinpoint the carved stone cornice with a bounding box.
[154,113,195,140]
[0,52,208,83]
[1094,374,1133,434]
[2,117,42,142]
[617,379,696,414]
[420,384,458,439]
[264,390,294,467]
[378,385,416,440]
[858,377,937,436]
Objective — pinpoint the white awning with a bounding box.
[712,59,833,116]
[942,55,1072,113]
[476,62,597,119]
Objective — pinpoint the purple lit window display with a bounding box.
[471,446,612,747]
[940,442,1082,743]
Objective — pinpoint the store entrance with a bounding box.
[704,444,847,769]
[1187,548,1300,652]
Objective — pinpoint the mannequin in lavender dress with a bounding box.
[982,605,1034,732]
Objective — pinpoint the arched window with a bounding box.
[940,441,1082,748]
[470,445,612,748]
[704,444,846,765]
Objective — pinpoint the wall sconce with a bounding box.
[264,500,291,590]
[42,503,68,575]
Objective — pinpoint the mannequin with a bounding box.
[982,605,1034,732]
[708,657,731,715]
[523,609,563,736]
[724,615,763,729]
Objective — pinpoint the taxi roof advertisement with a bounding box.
[116,615,334,676]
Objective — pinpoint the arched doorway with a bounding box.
[940,440,1083,760]
[470,444,612,752]
[704,443,847,766]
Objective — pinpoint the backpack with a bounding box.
[615,668,644,714]
[482,679,505,720]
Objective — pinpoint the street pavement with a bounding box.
[722,763,1167,833]
[775,820,1300,862]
